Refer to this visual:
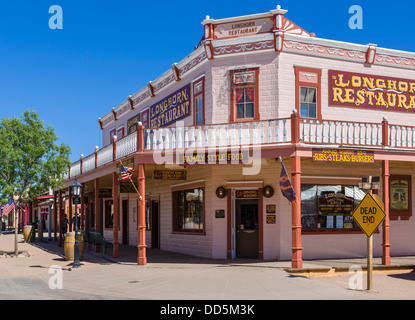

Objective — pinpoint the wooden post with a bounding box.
[113,172,119,258]
[58,190,63,247]
[382,160,391,265]
[367,176,373,291]
[53,191,58,242]
[81,184,85,231]
[137,123,147,265]
[94,178,100,230]
[291,155,303,269]
[14,206,18,255]
[367,234,373,290]
[68,187,73,232]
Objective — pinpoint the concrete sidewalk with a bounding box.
[3,229,415,273]
[1,230,415,300]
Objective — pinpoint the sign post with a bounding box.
[352,176,385,291]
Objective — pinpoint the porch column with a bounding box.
[291,155,303,269]
[382,160,391,265]
[258,188,264,260]
[58,190,63,247]
[113,172,119,258]
[53,191,58,241]
[94,178,100,233]
[81,184,85,230]
[68,187,73,232]
[137,123,147,265]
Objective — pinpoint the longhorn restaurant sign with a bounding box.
[329,70,415,112]
[149,83,191,128]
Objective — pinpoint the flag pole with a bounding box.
[119,161,143,201]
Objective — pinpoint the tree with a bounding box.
[0,109,71,254]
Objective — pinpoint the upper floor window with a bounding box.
[300,87,317,118]
[193,77,205,125]
[295,67,321,120]
[230,68,259,122]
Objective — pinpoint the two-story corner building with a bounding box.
[56,5,415,268]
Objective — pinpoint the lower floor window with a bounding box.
[173,187,204,232]
[301,184,365,231]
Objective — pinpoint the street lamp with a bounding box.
[71,178,82,268]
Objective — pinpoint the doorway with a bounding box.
[235,199,259,258]
[122,199,128,245]
[151,201,159,249]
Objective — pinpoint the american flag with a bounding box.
[120,164,134,181]
[2,199,15,216]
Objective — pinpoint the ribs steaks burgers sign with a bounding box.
[329,70,415,112]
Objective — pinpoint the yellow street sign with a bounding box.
[352,193,386,238]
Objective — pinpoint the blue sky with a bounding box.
[0,0,414,162]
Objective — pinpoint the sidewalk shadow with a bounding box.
[387,271,415,282]
[26,239,116,266]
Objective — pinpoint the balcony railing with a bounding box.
[64,113,415,180]
[144,119,291,151]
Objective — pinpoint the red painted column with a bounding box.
[113,172,119,258]
[24,205,27,228]
[94,178,101,253]
[58,190,63,247]
[53,191,58,242]
[291,155,303,269]
[382,160,391,265]
[258,188,264,260]
[81,184,85,231]
[137,123,147,265]
[68,187,73,232]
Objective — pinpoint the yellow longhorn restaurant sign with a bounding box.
[352,193,386,237]
[329,70,415,112]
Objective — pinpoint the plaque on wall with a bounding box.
[215,210,225,219]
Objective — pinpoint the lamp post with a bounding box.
[71,178,82,268]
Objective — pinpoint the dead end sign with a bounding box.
[352,193,386,238]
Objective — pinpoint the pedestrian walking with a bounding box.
[62,214,68,239]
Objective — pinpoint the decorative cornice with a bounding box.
[98,11,415,130]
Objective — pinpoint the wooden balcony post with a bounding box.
[80,183,85,231]
[113,172,119,258]
[291,109,300,144]
[68,187,73,232]
[94,178,100,235]
[382,160,391,265]
[137,122,147,265]
[80,154,84,175]
[382,117,389,147]
[137,121,144,153]
[291,155,303,269]
[95,146,99,169]
[58,190,63,247]
[53,191,58,242]
[113,135,117,161]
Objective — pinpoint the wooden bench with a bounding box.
[88,232,113,256]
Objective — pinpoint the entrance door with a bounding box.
[122,200,128,245]
[235,199,259,258]
[151,201,159,249]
